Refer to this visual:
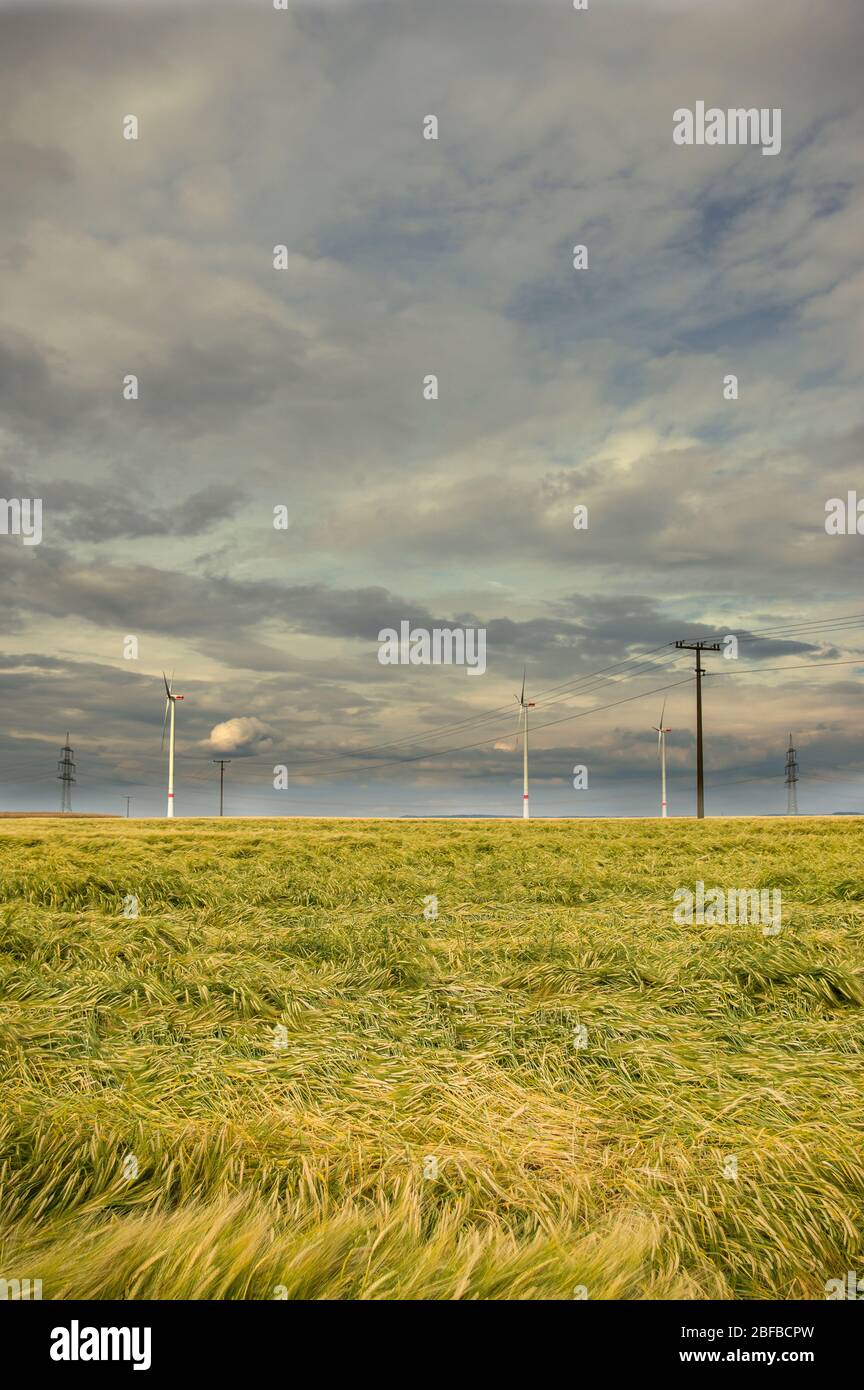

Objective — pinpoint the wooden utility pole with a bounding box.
[674,641,722,818]
[212,759,231,817]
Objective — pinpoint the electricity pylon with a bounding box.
[57,733,75,813]
[785,733,799,815]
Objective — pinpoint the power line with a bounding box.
[734,611,864,637]
[261,651,864,783]
[204,614,864,774]
[708,656,864,677]
[271,676,698,779]
[220,647,690,771]
[3,616,863,813]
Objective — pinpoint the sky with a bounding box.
[1,0,863,818]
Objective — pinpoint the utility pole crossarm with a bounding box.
[674,641,722,819]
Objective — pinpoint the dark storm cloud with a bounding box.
[0,544,586,659]
[0,331,87,441]
[41,478,245,542]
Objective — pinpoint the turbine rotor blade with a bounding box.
[515,701,526,740]
[161,698,170,749]
[520,666,526,706]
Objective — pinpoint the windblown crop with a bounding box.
[0,817,861,1299]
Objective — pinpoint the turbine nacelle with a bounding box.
[162,671,185,703]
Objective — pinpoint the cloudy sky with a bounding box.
[1,0,863,817]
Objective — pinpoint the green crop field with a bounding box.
[0,817,861,1300]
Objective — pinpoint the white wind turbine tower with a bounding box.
[161,672,185,818]
[515,668,535,819]
[652,698,672,818]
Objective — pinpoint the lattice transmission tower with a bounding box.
[784,733,799,816]
[57,732,76,813]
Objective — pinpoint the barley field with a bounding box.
[0,816,861,1300]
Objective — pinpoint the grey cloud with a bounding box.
[1,0,863,813]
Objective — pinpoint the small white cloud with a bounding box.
[207,716,275,755]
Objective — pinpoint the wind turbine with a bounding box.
[515,668,535,820]
[652,698,672,818]
[161,672,185,818]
